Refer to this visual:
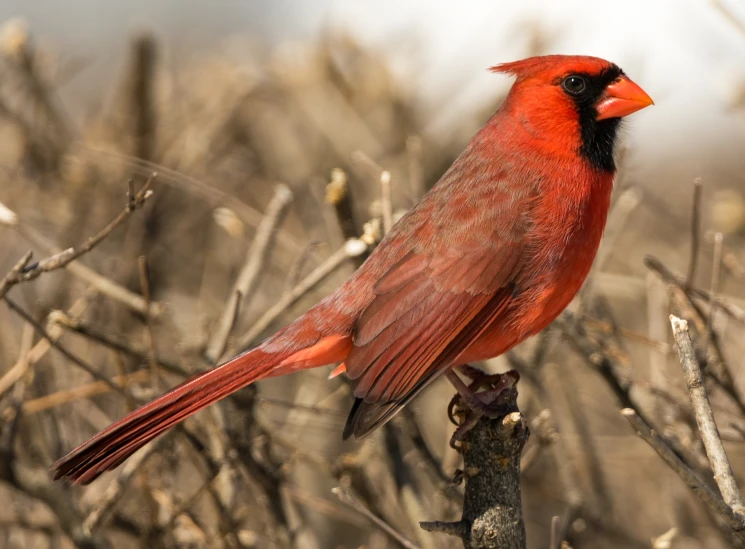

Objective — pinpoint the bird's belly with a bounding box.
[457,232,600,364]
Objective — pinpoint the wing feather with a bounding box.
[340,144,536,438]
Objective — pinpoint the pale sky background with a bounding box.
[2,0,745,202]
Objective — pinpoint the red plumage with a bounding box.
[51,55,653,484]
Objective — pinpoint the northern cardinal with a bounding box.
[52,55,652,483]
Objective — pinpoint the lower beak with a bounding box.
[595,76,654,121]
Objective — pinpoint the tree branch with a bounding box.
[670,315,745,515]
[622,408,745,543]
[421,383,528,549]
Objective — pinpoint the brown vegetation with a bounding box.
[0,19,744,549]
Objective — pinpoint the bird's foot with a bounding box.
[446,368,519,450]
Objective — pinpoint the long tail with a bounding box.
[51,332,351,484]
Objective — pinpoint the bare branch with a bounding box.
[670,315,745,515]
[3,177,161,317]
[622,408,745,542]
[237,238,368,349]
[82,437,164,534]
[380,170,393,235]
[5,370,150,418]
[422,382,528,549]
[0,250,33,299]
[49,311,190,377]
[406,136,425,205]
[8,176,154,289]
[205,184,293,363]
[2,296,130,398]
[645,255,745,324]
[137,255,160,388]
[686,177,703,287]
[705,232,724,346]
[332,487,422,549]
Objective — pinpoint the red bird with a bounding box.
[52,55,653,484]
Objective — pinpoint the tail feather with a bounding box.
[52,334,351,484]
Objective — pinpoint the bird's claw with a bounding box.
[447,368,520,450]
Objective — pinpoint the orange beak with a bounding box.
[595,76,654,121]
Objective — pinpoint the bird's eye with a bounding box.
[562,75,587,95]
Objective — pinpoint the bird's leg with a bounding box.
[447,367,519,412]
[456,363,493,382]
[446,367,519,449]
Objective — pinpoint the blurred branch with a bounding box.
[48,311,190,377]
[205,184,293,363]
[82,437,165,534]
[705,233,724,346]
[137,256,160,388]
[333,487,421,549]
[645,255,745,323]
[1,19,76,152]
[6,370,150,419]
[686,177,703,287]
[380,170,393,235]
[1,176,156,302]
[709,0,745,37]
[128,32,157,162]
[559,311,647,421]
[0,294,91,400]
[237,238,368,349]
[2,296,130,398]
[406,136,425,204]
[18,219,160,315]
[78,148,306,256]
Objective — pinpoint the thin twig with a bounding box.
[205,184,293,363]
[399,408,452,487]
[49,311,190,377]
[670,315,745,515]
[645,255,745,323]
[550,515,561,549]
[407,136,425,205]
[0,293,91,398]
[82,438,164,533]
[332,487,422,549]
[237,238,368,349]
[2,296,129,398]
[15,221,161,316]
[128,32,157,162]
[5,175,154,291]
[622,408,745,541]
[705,233,724,347]
[138,256,160,387]
[380,170,393,235]
[3,370,151,419]
[78,147,305,255]
[0,250,33,300]
[686,177,703,288]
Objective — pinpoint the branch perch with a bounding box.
[421,382,528,549]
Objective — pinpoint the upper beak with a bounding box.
[595,76,654,121]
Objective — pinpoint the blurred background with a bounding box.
[1,1,745,548]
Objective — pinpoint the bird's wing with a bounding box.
[343,148,534,438]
